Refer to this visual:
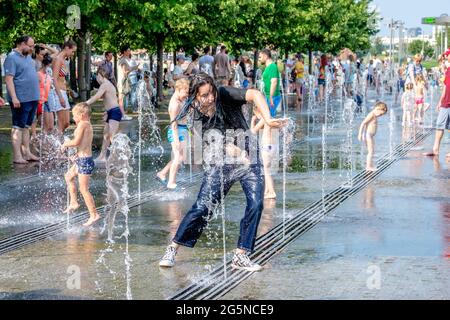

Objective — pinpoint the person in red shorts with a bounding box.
[31,53,52,137]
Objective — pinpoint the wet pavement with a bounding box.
[0,87,449,300]
[223,147,450,300]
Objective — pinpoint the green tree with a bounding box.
[370,37,385,56]
[301,0,377,54]
[0,0,381,98]
[129,0,208,100]
[408,39,434,59]
[435,31,450,57]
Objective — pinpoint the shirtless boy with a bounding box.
[86,65,123,163]
[251,107,277,199]
[358,101,388,171]
[61,103,100,227]
[157,79,189,190]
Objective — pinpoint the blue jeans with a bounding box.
[266,96,281,117]
[173,164,265,252]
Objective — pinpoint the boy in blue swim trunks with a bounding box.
[86,65,122,163]
[61,103,100,227]
[157,79,189,189]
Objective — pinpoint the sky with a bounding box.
[371,0,448,36]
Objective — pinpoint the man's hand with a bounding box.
[240,150,251,166]
[12,97,20,108]
[269,97,274,108]
[0,97,5,107]
[266,118,289,129]
[251,115,258,127]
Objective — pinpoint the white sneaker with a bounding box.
[122,115,133,121]
[159,245,177,267]
[231,251,262,272]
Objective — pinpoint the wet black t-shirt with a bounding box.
[218,86,249,131]
[195,86,249,133]
[194,86,260,163]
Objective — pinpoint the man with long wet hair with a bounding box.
[159,73,286,271]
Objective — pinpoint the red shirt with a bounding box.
[443,68,450,108]
[38,72,51,105]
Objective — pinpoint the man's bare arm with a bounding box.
[437,85,446,110]
[245,89,287,128]
[5,75,19,107]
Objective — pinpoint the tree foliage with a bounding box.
[369,36,385,56]
[0,0,379,54]
[408,39,435,59]
[0,0,380,98]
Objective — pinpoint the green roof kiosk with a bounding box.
[422,14,449,56]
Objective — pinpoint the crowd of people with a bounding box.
[1,33,449,271]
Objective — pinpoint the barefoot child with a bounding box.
[61,103,100,227]
[86,65,122,163]
[401,83,415,127]
[414,74,426,123]
[251,107,277,199]
[32,54,52,138]
[358,101,388,171]
[156,79,189,190]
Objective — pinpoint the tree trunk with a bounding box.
[149,54,153,72]
[252,49,258,83]
[285,50,289,60]
[85,32,92,99]
[70,56,77,92]
[0,57,3,97]
[113,52,118,82]
[308,49,313,75]
[156,34,165,104]
[212,45,217,56]
[173,50,177,66]
[77,36,87,101]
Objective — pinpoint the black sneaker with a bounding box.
[159,245,177,267]
[231,251,262,272]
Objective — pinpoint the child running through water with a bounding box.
[86,65,123,163]
[401,83,415,127]
[251,107,277,199]
[61,103,100,227]
[156,79,189,190]
[414,74,427,123]
[358,101,388,171]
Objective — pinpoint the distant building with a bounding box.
[379,35,435,46]
[407,28,422,37]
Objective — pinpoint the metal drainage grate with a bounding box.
[0,171,203,255]
[0,134,312,255]
[169,128,433,300]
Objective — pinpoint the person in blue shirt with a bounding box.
[4,35,40,164]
